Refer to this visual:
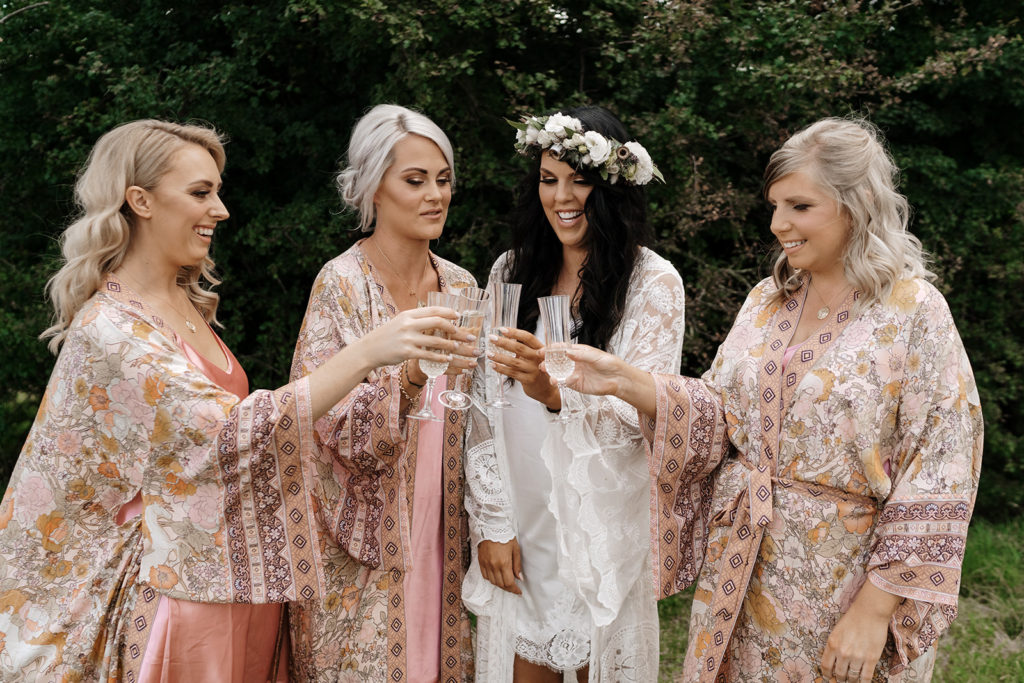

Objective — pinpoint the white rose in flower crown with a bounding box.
[564,133,585,149]
[582,131,612,164]
[516,128,527,145]
[536,129,554,147]
[545,113,582,135]
[524,126,540,144]
[624,141,654,185]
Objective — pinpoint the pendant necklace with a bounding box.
[808,277,849,321]
[117,270,198,333]
[371,238,429,307]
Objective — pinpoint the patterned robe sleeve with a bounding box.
[463,255,518,549]
[89,303,325,604]
[866,286,984,673]
[289,260,409,569]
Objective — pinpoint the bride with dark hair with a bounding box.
[463,105,685,682]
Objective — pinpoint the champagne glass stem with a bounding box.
[556,381,570,422]
[422,375,437,413]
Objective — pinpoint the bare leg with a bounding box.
[513,655,564,683]
[575,665,589,683]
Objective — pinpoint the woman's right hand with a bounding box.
[550,344,657,418]
[357,306,461,369]
[555,344,630,396]
[477,538,523,595]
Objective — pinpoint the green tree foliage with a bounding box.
[1,0,1021,517]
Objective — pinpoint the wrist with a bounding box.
[406,359,428,387]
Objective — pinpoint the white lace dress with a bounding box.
[463,248,685,682]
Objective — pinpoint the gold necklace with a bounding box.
[116,270,198,333]
[371,238,429,307]
[808,277,849,321]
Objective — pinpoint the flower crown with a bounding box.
[509,112,664,186]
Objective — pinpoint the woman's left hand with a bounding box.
[487,327,560,410]
[820,580,900,682]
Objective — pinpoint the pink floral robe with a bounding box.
[0,275,330,681]
[645,277,983,682]
[287,243,476,683]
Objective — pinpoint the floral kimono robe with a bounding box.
[0,276,327,681]
[646,277,983,682]
[463,248,685,681]
[287,243,476,683]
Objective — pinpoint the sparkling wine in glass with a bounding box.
[538,294,575,422]
[485,282,522,408]
[408,291,462,422]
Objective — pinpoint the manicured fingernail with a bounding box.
[465,334,476,341]
[498,327,509,334]
[488,334,499,342]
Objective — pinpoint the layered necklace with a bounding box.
[116,269,199,333]
[370,238,430,307]
[808,276,851,320]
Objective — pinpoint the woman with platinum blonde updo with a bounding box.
[0,119,461,681]
[556,117,983,683]
[463,105,685,682]
[287,104,479,682]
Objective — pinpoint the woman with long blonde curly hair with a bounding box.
[555,117,982,683]
[0,118,462,682]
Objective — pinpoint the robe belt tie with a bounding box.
[700,459,877,682]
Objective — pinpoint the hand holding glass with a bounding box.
[408,291,462,422]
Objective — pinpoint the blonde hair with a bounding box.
[336,104,455,232]
[41,119,227,353]
[764,117,934,313]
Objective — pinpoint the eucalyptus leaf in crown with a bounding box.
[509,113,664,186]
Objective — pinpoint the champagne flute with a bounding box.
[538,295,575,422]
[408,291,462,422]
[485,282,522,408]
[439,288,490,410]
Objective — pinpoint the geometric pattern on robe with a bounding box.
[0,275,325,681]
[286,242,476,683]
[463,247,685,681]
[645,276,983,682]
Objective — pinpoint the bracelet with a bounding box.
[398,362,423,406]
[404,360,425,387]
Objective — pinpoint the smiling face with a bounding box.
[768,170,851,281]
[538,151,594,251]
[137,143,229,269]
[373,134,452,240]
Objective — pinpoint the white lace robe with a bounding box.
[463,248,685,682]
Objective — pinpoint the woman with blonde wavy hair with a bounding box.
[0,119,464,682]
[552,117,982,682]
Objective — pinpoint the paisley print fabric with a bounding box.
[0,275,325,681]
[287,243,475,683]
[647,277,982,682]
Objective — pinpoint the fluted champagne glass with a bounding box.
[485,282,522,408]
[439,287,490,410]
[538,295,575,422]
[408,291,462,422]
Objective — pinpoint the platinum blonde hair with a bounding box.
[764,117,934,313]
[336,104,455,232]
[41,119,227,353]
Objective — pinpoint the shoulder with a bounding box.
[314,244,366,286]
[880,277,956,335]
[488,251,514,284]
[432,252,477,289]
[635,247,683,288]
